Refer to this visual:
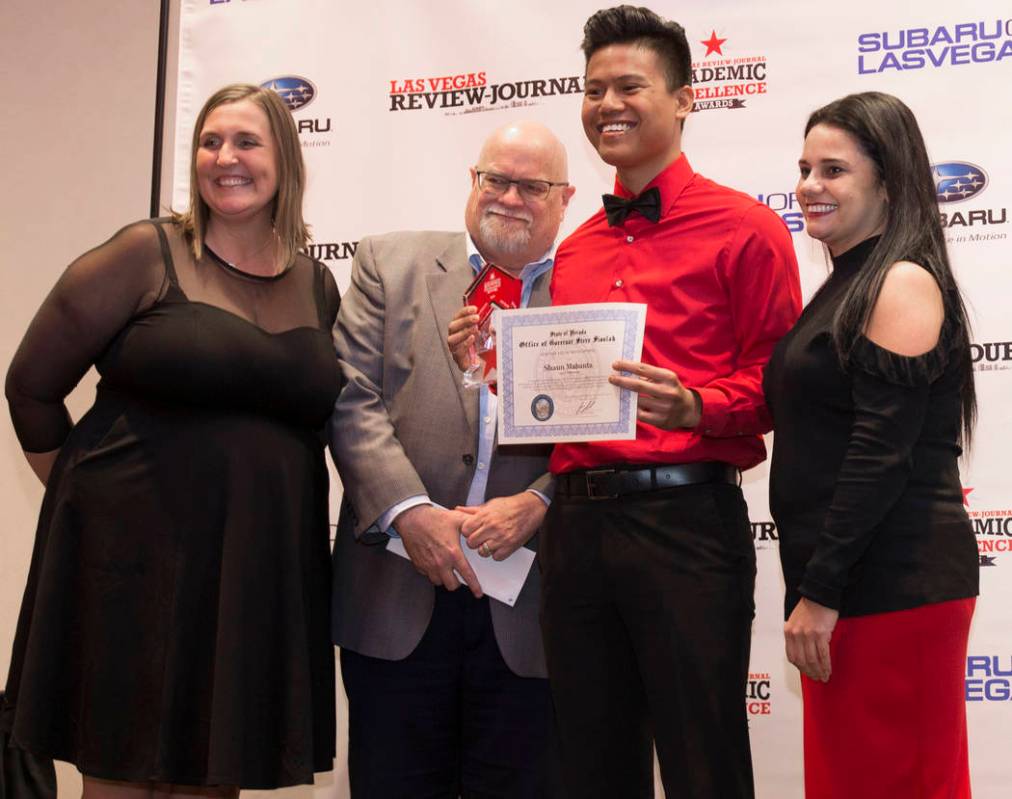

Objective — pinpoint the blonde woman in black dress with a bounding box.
[3,84,341,797]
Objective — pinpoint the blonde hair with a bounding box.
[173,83,309,267]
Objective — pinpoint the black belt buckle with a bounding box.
[584,468,618,500]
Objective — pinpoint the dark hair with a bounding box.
[581,5,692,90]
[805,91,976,443]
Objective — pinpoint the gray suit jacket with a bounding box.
[329,230,553,678]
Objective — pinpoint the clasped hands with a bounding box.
[393,492,547,599]
[447,306,701,430]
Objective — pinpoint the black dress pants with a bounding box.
[540,481,756,798]
[340,587,557,799]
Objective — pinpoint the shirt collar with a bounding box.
[466,236,555,283]
[612,153,694,218]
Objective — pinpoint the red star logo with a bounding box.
[701,30,727,57]
[962,487,974,506]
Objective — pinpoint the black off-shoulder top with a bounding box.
[763,236,979,618]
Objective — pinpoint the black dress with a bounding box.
[2,220,342,788]
[763,236,978,619]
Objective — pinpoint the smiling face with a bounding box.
[195,99,279,226]
[797,123,888,256]
[582,43,693,194]
[464,122,574,273]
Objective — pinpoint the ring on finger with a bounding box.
[479,542,492,558]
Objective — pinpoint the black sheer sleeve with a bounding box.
[797,331,951,610]
[320,263,341,328]
[5,221,168,452]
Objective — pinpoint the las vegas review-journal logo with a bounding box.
[304,241,358,263]
[971,342,1012,373]
[857,19,1012,73]
[261,76,331,146]
[964,488,1012,565]
[751,520,778,551]
[932,161,1008,242]
[966,655,1012,701]
[388,71,583,116]
[690,29,768,113]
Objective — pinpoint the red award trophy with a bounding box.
[462,263,522,391]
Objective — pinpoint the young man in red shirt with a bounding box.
[542,7,801,797]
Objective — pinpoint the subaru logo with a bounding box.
[932,162,987,204]
[261,76,316,112]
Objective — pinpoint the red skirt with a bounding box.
[801,597,975,799]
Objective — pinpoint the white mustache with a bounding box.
[483,203,533,224]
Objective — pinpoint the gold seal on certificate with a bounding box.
[495,303,647,444]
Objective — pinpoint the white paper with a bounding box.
[386,535,535,607]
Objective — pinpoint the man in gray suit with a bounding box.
[330,120,574,798]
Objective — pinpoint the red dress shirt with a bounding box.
[549,155,801,474]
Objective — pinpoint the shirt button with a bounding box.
[477,462,486,470]
[614,279,624,288]
[483,416,491,424]
[626,235,634,243]
[462,454,474,465]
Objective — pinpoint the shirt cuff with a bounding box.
[693,386,729,436]
[797,574,843,612]
[526,488,551,507]
[373,494,431,538]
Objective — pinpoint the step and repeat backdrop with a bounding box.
[176,1,1011,796]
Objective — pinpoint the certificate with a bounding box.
[496,302,647,444]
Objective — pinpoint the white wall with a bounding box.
[0,6,346,796]
[0,1,167,793]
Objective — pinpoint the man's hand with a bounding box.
[394,505,483,598]
[609,359,702,430]
[447,305,481,372]
[456,492,547,561]
[784,597,839,683]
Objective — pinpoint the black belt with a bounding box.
[557,462,739,500]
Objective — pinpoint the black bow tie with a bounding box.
[602,187,662,226]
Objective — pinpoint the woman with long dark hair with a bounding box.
[763,91,978,798]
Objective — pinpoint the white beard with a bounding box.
[478,205,533,255]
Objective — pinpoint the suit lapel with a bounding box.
[426,235,480,440]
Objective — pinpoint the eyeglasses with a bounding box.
[475,170,569,200]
